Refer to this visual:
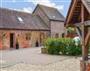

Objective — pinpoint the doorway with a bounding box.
[10,33,14,48]
[40,33,45,46]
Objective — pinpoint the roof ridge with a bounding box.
[0,7,32,15]
[37,4,57,10]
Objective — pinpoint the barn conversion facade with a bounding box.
[0,4,65,49]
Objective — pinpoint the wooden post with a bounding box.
[81,3,88,71]
[81,1,85,60]
[81,24,86,71]
[81,3,85,71]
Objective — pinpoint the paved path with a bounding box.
[0,47,81,71]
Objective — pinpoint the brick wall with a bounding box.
[0,30,48,49]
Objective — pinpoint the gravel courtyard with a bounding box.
[0,47,81,71]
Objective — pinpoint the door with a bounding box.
[10,33,14,48]
[40,33,45,45]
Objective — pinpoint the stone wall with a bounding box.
[51,21,65,38]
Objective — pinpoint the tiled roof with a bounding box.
[38,4,65,21]
[0,8,49,31]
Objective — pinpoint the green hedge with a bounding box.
[44,38,82,56]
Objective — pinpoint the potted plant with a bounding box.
[16,40,19,49]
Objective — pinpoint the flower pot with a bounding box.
[41,48,48,54]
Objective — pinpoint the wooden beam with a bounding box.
[82,0,90,14]
[74,20,90,26]
[85,20,90,26]
[81,3,86,71]
[66,0,77,24]
[76,26,82,39]
[88,27,90,31]
[85,31,90,46]
[81,2,88,60]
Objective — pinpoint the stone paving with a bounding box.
[0,47,81,71]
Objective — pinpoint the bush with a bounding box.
[67,42,82,56]
[44,38,61,55]
[44,38,82,56]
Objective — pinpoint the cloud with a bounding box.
[55,5,64,11]
[12,7,32,13]
[4,0,64,13]
[12,0,16,2]
[22,7,32,13]
[27,0,64,11]
[30,0,55,7]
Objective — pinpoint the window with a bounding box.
[17,16,24,23]
[55,33,59,38]
[53,16,56,18]
[62,33,65,38]
[26,33,31,40]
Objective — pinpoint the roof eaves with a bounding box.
[64,0,74,26]
[64,0,77,26]
[82,0,90,14]
[50,19,65,22]
[0,27,50,31]
[32,4,39,14]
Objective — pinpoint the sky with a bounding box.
[0,0,71,17]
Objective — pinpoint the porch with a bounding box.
[74,20,90,71]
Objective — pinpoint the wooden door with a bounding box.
[10,33,14,48]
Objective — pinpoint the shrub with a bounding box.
[44,38,61,55]
[44,38,82,56]
[60,38,72,55]
[67,42,82,56]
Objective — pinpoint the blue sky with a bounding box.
[0,0,71,17]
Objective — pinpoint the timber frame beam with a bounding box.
[85,31,90,47]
